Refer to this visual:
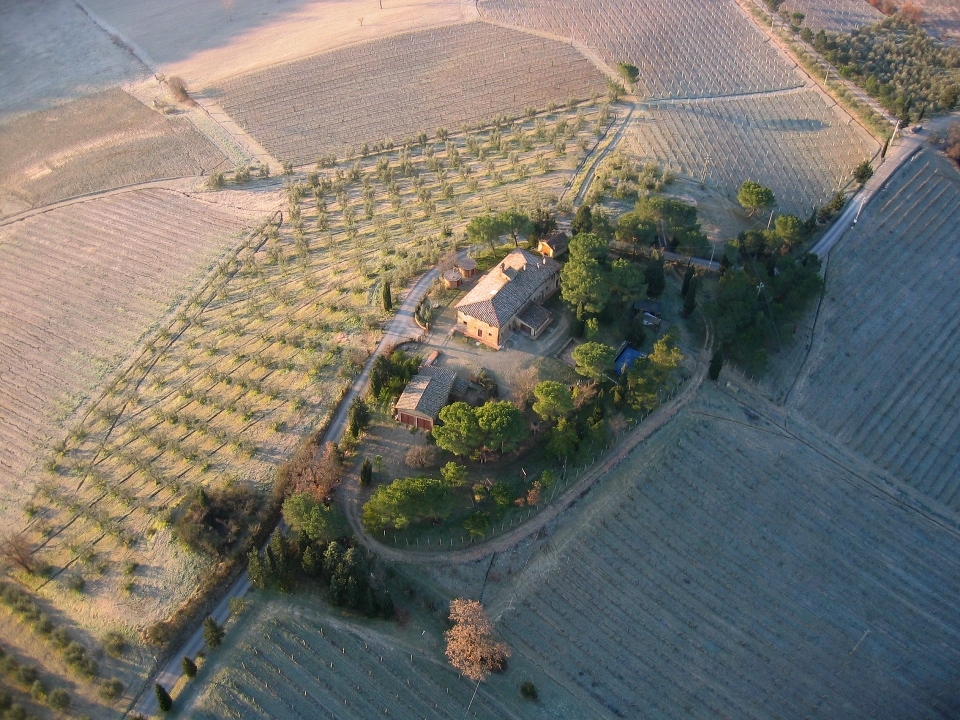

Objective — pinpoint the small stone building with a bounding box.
[442,269,463,289]
[455,248,561,349]
[537,231,569,258]
[456,257,477,278]
[394,366,458,431]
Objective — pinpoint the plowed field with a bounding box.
[215,22,607,166]
[790,149,960,510]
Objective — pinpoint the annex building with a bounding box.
[455,248,560,349]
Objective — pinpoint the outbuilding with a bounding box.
[394,366,458,431]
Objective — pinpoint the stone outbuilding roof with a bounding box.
[455,249,560,328]
[456,257,477,272]
[394,366,458,420]
[539,231,569,256]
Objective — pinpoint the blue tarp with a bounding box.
[615,346,645,376]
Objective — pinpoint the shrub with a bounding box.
[103,631,127,658]
[171,486,259,558]
[47,688,71,712]
[206,171,224,190]
[98,678,124,702]
[520,681,539,701]
[167,76,191,103]
[404,445,440,469]
[203,616,225,648]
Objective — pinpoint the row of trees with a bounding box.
[465,208,557,251]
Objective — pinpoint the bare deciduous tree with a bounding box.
[444,599,510,682]
[0,533,35,574]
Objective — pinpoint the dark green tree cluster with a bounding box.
[561,231,646,320]
[708,253,823,375]
[171,485,258,558]
[247,529,394,619]
[362,476,452,532]
[628,196,711,257]
[347,397,371,438]
[432,400,528,458]
[465,211,535,250]
[812,18,960,118]
[368,349,421,401]
[732,212,808,262]
[0,644,72,718]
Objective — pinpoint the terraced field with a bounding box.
[0,89,227,216]
[780,0,884,32]
[182,605,588,719]
[479,0,802,99]
[215,22,607,166]
[628,88,878,215]
[0,188,253,516]
[491,387,960,719]
[21,105,607,636]
[789,149,960,510]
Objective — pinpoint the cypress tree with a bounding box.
[681,265,695,297]
[382,279,392,312]
[709,349,724,381]
[181,656,197,678]
[360,458,373,486]
[681,277,697,318]
[155,683,172,712]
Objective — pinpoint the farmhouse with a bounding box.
[537,230,569,258]
[393,365,458,431]
[455,248,561,349]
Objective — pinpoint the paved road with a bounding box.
[131,261,449,716]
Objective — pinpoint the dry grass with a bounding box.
[82,0,479,88]
[0,89,227,216]
[214,22,607,166]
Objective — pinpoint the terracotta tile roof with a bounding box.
[516,303,552,332]
[455,249,560,328]
[540,231,569,254]
[394,366,457,419]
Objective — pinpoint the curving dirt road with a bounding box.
[341,325,713,565]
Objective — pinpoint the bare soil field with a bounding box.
[0,89,227,217]
[627,88,879,216]
[486,385,960,718]
[0,0,145,122]
[214,22,607,166]
[789,148,960,511]
[82,0,479,89]
[178,600,592,719]
[479,0,802,99]
[0,188,256,524]
[780,0,883,32]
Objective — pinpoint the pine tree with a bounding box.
[155,683,173,712]
[382,279,392,312]
[181,656,197,678]
[203,616,224,649]
[709,349,724,381]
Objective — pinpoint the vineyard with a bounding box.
[479,0,802,99]
[790,149,960,511]
[18,104,609,641]
[627,88,879,216]
[215,22,607,167]
[0,89,227,215]
[491,386,960,719]
[0,188,252,516]
[780,0,884,32]
[182,603,585,719]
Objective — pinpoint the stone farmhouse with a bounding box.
[455,248,561,349]
[393,365,460,431]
